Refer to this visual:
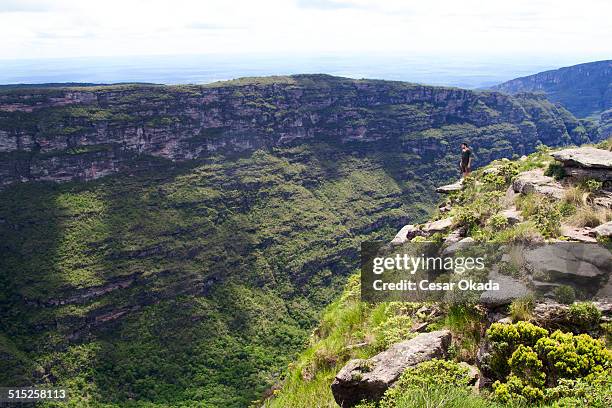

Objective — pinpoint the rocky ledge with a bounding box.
[331,330,452,407]
[551,147,612,182]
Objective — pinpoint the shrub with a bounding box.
[553,286,576,305]
[482,173,507,191]
[487,322,612,406]
[568,302,602,332]
[583,179,603,193]
[489,214,509,230]
[519,195,561,238]
[486,321,549,380]
[498,160,520,183]
[376,359,477,408]
[545,162,566,180]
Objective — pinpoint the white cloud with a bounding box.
[0,0,609,60]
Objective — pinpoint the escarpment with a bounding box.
[0,75,603,188]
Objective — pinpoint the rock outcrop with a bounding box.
[436,179,464,193]
[550,147,612,182]
[512,168,565,199]
[550,147,612,169]
[391,224,418,245]
[331,330,452,407]
[523,244,612,297]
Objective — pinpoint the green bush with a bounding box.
[486,321,549,380]
[487,322,612,405]
[531,199,561,238]
[553,286,576,305]
[568,302,602,332]
[583,179,603,192]
[374,359,476,408]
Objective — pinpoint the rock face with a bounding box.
[331,330,452,407]
[489,60,612,118]
[523,244,612,296]
[512,168,565,199]
[550,147,612,182]
[550,147,612,169]
[0,75,603,188]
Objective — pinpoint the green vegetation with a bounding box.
[488,322,611,405]
[0,143,425,407]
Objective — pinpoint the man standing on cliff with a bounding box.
[460,142,473,178]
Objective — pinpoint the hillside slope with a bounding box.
[0,76,606,407]
[490,60,612,119]
[267,141,612,408]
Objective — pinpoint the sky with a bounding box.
[0,0,611,61]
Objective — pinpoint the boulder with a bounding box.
[422,217,454,235]
[480,272,530,307]
[442,237,475,257]
[512,169,565,199]
[436,179,463,193]
[523,244,612,296]
[550,147,612,169]
[499,207,523,225]
[391,224,418,245]
[593,221,612,238]
[331,330,452,407]
[443,228,466,245]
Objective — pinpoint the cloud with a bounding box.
[0,0,61,12]
[187,22,245,31]
[296,0,364,10]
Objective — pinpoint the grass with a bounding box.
[509,296,535,322]
[568,206,612,228]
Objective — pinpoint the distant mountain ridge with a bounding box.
[490,60,612,119]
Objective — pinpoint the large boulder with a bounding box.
[436,179,463,193]
[391,224,418,245]
[523,244,612,296]
[593,221,612,238]
[480,272,530,307]
[512,169,565,199]
[550,147,612,169]
[422,217,454,235]
[550,147,612,182]
[331,330,452,407]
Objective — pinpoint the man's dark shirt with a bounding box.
[461,148,471,166]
